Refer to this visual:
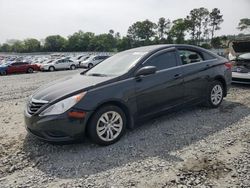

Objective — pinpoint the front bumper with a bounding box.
[24,109,92,142]
[232,72,250,84]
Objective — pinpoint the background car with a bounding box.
[0,62,39,75]
[40,58,77,71]
[0,63,8,75]
[229,40,250,84]
[80,55,110,69]
[231,53,250,84]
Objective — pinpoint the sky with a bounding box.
[0,0,249,43]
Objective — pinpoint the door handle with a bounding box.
[174,73,182,79]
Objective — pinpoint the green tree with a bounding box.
[237,18,250,32]
[127,19,156,42]
[67,31,95,51]
[0,43,11,52]
[209,8,223,39]
[89,33,116,52]
[186,7,209,44]
[117,37,132,51]
[211,37,222,48]
[23,38,41,52]
[44,35,67,52]
[157,17,171,41]
[11,40,25,53]
[169,18,189,44]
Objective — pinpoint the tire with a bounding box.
[88,63,93,69]
[87,105,126,146]
[70,64,76,70]
[205,81,224,108]
[49,66,55,72]
[27,67,34,73]
[1,70,7,75]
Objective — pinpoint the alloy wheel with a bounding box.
[211,84,223,105]
[96,111,123,142]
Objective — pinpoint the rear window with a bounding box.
[178,50,203,65]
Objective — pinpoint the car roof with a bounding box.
[126,44,206,53]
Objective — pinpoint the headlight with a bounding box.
[39,92,86,116]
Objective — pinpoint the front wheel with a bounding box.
[49,66,55,72]
[87,105,126,146]
[27,67,34,73]
[205,81,224,108]
[88,63,93,69]
[70,64,76,70]
[1,70,7,75]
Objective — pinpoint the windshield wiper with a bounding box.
[87,73,108,77]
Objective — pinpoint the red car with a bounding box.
[5,62,40,75]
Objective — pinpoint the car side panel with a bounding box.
[74,77,137,124]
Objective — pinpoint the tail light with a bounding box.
[224,62,233,69]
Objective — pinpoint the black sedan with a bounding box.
[24,45,232,145]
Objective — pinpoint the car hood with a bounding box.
[32,74,115,102]
[232,41,250,53]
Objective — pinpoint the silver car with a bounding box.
[232,53,250,84]
[40,58,77,71]
[80,55,110,69]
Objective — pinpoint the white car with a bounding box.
[80,55,110,69]
[40,58,77,71]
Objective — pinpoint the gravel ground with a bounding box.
[0,70,249,188]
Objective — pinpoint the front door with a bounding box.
[135,48,184,118]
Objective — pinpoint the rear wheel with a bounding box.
[87,105,126,146]
[205,81,224,108]
[49,66,55,72]
[88,63,93,69]
[27,67,34,73]
[70,64,76,70]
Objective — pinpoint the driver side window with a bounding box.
[145,51,177,71]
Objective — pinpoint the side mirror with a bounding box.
[135,66,157,77]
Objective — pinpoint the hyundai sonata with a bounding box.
[24,45,232,145]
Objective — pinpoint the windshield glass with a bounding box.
[239,53,250,60]
[86,51,148,76]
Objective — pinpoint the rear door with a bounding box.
[135,48,184,118]
[176,48,211,101]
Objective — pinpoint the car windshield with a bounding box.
[86,51,148,76]
[1,62,11,66]
[238,53,250,60]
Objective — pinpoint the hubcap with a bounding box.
[96,111,123,142]
[211,85,223,105]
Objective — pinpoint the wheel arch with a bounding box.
[213,76,227,97]
[86,100,134,131]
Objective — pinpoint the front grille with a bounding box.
[28,98,48,115]
[232,77,250,83]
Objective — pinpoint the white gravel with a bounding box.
[0,70,249,188]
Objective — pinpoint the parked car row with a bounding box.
[0,53,111,76]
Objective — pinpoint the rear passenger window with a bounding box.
[178,50,203,65]
[145,51,177,71]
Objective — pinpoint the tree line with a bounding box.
[0,7,249,53]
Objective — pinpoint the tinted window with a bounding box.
[86,51,148,76]
[145,51,177,71]
[178,50,203,65]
